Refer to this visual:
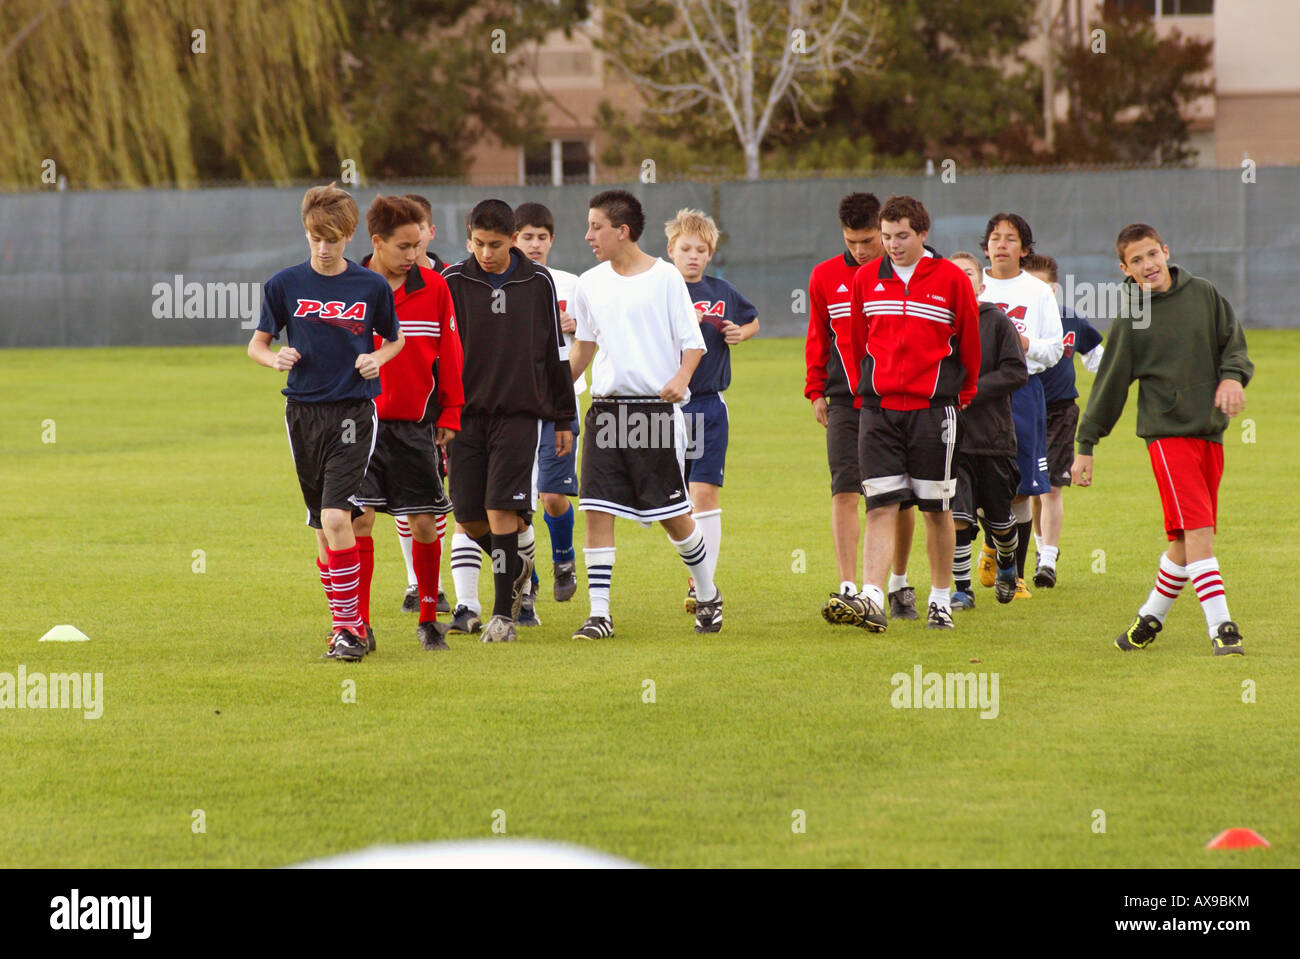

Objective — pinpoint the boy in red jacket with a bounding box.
[354,195,464,651]
[828,195,980,631]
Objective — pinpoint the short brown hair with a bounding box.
[301,182,358,242]
[1115,223,1164,261]
[1022,252,1058,284]
[403,193,433,226]
[949,250,982,271]
[664,208,720,254]
[366,195,424,240]
[879,195,930,235]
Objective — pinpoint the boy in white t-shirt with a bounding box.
[567,190,722,638]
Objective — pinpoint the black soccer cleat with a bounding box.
[694,588,723,634]
[553,561,578,603]
[517,592,542,627]
[889,586,918,620]
[994,565,1018,605]
[401,585,419,613]
[1115,613,1162,651]
[822,590,860,626]
[510,555,535,622]
[1212,621,1245,656]
[1033,563,1057,589]
[325,629,367,662]
[572,616,614,640]
[447,604,482,635]
[827,592,887,633]
[417,620,451,651]
[364,622,376,653]
[437,589,451,614]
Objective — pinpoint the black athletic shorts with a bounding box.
[826,399,862,495]
[448,412,539,524]
[285,397,376,529]
[858,404,958,513]
[1045,399,1080,488]
[952,452,1020,530]
[579,397,693,524]
[355,419,453,517]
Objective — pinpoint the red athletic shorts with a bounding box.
[1147,437,1223,541]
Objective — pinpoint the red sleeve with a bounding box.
[954,273,981,407]
[434,284,464,431]
[804,264,830,402]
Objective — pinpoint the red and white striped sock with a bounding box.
[1186,557,1230,637]
[316,558,334,614]
[327,545,364,634]
[1138,553,1187,623]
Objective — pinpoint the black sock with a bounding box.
[490,533,519,619]
[471,533,493,557]
[991,526,1017,571]
[1015,520,1033,578]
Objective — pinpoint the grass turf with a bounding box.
[1,333,1296,866]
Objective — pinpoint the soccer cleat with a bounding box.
[994,566,1018,605]
[950,589,975,611]
[510,555,535,622]
[447,604,482,635]
[401,585,419,613]
[1013,577,1032,599]
[976,543,997,588]
[572,616,614,640]
[888,586,918,620]
[480,614,517,643]
[693,588,723,634]
[325,628,367,661]
[822,589,861,626]
[684,578,697,615]
[364,622,376,653]
[1033,563,1057,589]
[517,592,542,627]
[437,589,451,614]
[833,592,887,633]
[1212,621,1245,656]
[926,602,954,630]
[417,620,451,651]
[553,561,578,603]
[1115,613,1162,651]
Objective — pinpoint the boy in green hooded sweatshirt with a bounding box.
[1072,223,1253,656]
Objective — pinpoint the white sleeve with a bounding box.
[669,272,706,353]
[573,278,597,344]
[1025,287,1064,368]
[1081,343,1104,374]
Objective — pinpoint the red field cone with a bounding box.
[1206,828,1270,850]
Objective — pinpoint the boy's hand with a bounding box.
[1215,378,1246,417]
[355,353,381,379]
[272,347,300,372]
[721,320,744,345]
[694,307,706,324]
[1071,454,1093,487]
[559,310,577,335]
[812,397,829,428]
[659,372,690,404]
[555,429,573,457]
[435,427,456,447]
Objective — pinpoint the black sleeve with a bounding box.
[540,282,576,426]
[968,311,1028,408]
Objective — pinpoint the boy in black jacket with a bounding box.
[441,199,577,643]
[949,253,1028,609]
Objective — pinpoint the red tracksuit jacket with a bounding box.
[367,262,464,429]
[805,251,864,409]
[850,252,980,411]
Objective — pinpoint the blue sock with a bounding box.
[544,503,576,564]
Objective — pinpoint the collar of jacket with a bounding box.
[360,253,428,296]
[876,244,942,281]
[458,246,536,286]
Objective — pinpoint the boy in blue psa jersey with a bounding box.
[1023,253,1103,588]
[664,208,759,612]
[247,183,405,661]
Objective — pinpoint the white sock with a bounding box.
[693,509,722,582]
[1187,557,1230,637]
[518,525,536,595]
[861,584,885,608]
[669,524,717,602]
[1033,532,1043,555]
[395,515,417,587]
[450,532,483,615]
[839,579,856,596]
[585,547,615,619]
[1040,544,1059,569]
[1137,553,1187,623]
[888,572,909,592]
[928,586,951,610]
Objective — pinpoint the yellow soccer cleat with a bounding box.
[1013,577,1032,599]
[976,543,997,588]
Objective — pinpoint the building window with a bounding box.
[522,139,593,186]
[1104,0,1212,13]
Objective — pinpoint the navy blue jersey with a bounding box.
[1039,307,1103,403]
[685,274,757,395]
[257,260,400,403]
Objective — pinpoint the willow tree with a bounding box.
[0,0,358,189]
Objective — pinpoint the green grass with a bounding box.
[2,334,1297,867]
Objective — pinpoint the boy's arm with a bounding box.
[1024,288,1064,369]
[660,349,703,404]
[662,277,706,403]
[434,293,464,435]
[1074,317,1134,459]
[953,275,981,408]
[1213,287,1252,417]
[805,266,831,411]
[247,278,298,370]
[356,286,403,379]
[569,282,597,383]
[969,311,1028,408]
[721,287,759,345]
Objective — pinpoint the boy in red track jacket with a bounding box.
[827,195,980,633]
[353,195,464,652]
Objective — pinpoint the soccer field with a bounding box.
[3,333,1297,867]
